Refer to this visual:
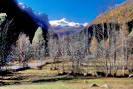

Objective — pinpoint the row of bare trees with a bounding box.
[0,19,133,77]
[47,22,133,76]
[90,22,133,76]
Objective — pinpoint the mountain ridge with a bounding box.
[50,18,87,35]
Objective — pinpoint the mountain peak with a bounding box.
[50,18,87,27]
[49,18,88,35]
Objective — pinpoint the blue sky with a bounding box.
[18,0,125,23]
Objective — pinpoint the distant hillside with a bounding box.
[83,0,133,37]
[81,0,133,54]
[92,0,133,24]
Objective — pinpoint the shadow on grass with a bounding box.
[32,75,98,83]
[0,74,100,86]
[0,70,14,76]
[0,70,28,81]
[0,76,26,80]
[0,81,21,86]
[32,76,74,83]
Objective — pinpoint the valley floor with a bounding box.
[0,78,133,89]
[0,59,133,89]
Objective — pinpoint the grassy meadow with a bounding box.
[0,77,133,89]
[0,63,133,89]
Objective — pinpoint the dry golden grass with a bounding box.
[0,78,133,89]
[1,60,133,89]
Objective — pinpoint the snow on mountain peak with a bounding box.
[49,18,88,35]
[83,23,88,27]
[50,18,87,27]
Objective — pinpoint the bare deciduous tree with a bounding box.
[10,33,32,67]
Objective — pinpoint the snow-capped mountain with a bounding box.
[17,2,88,34]
[18,2,50,29]
[50,18,88,34]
